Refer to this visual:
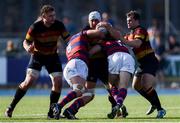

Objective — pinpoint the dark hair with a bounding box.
[126,10,140,20]
[40,4,55,16]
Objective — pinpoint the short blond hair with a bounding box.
[40,5,55,16]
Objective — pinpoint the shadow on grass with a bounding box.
[1,116,180,122]
[125,117,180,119]
[1,117,45,121]
[76,116,180,122]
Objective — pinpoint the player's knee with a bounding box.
[72,84,85,97]
[20,69,39,90]
[20,76,36,89]
[50,73,62,83]
[27,68,39,79]
[19,80,33,90]
[50,72,62,82]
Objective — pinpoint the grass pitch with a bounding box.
[0,94,180,122]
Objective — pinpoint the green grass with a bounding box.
[0,94,180,122]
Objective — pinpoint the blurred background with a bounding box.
[0,0,180,89]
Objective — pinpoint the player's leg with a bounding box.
[117,71,131,117]
[45,54,63,119]
[96,57,118,115]
[61,59,88,119]
[5,68,39,118]
[133,72,161,116]
[63,88,95,119]
[52,59,88,119]
[61,57,96,119]
[60,80,96,119]
[52,76,86,120]
[141,73,166,118]
[60,76,86,119]
[133,73,166,118]
[132,71,156,113]
[107,74,121,119]
[48,72,62,119]
[107,52,135,119]
[133,56,166,118]
[77,58,99,108]
[107,72,130,119]
[5,54,41,118]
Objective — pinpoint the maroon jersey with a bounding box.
[124,26,154,60]
[101,41,129,56]
[66,32,90,64]
[25,20,70,55]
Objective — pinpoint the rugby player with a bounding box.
[84,11,128,118]
[5,5,70,119]
[103,10,166,118]
[51,27,107,119]
[89,40,135,119]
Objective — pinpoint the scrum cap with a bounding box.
[89,11,101,21]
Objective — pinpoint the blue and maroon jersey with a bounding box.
[124,26,154,60]
[101,41,129,56]
[66,32,90,63]
[25,20,70,55]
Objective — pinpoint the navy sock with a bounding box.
[10,87,27,110]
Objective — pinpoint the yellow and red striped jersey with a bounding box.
[124,26,154,60]
[25,20,70,55]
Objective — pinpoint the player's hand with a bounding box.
[27,44,34,54]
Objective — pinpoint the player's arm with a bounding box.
[59,22,71,45]
[60,33,71,45]
[23,26,35,54]
[57,35,71,47]
[121,28,148,48]
[120,37,142,48]
[83,29,106,39]
[23,40,34,54]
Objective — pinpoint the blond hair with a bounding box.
[40,4,55,16]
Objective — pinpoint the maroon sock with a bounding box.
[59,91,77,109]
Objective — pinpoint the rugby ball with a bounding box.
[97,26,108,34]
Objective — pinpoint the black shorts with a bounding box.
[28,52,62,74]
[136,53,159,76]
[87,57,108,84]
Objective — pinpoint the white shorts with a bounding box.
[63,59,88,87]
[108,52,135,74]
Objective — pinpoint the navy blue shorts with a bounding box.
[27,52,62,74]
[136,53,159,77]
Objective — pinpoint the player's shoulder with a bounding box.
[31,20,43,29]
[54,20,65,26]
[137,26,147,31]
[135,25,148,34]
[33,18,42,24]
